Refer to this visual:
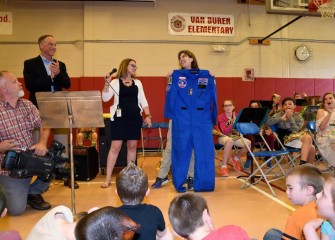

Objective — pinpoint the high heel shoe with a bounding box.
[101,180,111,188]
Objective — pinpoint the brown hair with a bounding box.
[115,58,136,79]
[321,92,335,109]
[178,50,199,69]
[75,206,139,240]
[287,164,324,195]
[38,34,54,44]
[168,193,209,238]
[282,97,296,106]
[116,163,148,205]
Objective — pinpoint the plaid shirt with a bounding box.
[0,98,41,175]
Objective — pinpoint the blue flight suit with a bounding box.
[164,69,217,192]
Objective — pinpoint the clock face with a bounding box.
[295,46,310,61]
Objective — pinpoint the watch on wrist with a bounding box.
[145,114,152,118]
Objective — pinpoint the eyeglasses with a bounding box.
[129,64,137,68]
[224,104,233,107]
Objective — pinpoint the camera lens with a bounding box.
[2,151,18,170]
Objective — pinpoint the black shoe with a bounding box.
[27,194,51,210]
[64,179,79,189]
[187,177,194,191]
[151,177,169,189]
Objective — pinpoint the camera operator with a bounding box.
[0,70,52,216]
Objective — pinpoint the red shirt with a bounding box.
[204,225,250,240]
[217,112,236,136]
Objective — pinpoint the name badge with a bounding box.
[116,108,122,117]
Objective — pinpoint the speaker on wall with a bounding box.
[73,146,99,181]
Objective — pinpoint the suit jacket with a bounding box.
[23,55,71,107]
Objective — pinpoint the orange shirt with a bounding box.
[283,201,321,240]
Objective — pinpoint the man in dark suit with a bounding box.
[23,34,71,106]
[23,35,78,189]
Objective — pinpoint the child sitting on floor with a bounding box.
[116,163,173,240]
[168,192,250,240]
[263,164,324,240]
[303,174,335,239]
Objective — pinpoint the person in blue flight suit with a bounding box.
[164,50,218,192]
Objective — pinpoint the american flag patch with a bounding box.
[198,78,208,85]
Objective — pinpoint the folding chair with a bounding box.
[141,122,162,159]
[236,122,289,196]
[270,124,300,172]
[158,121,169,155]
[306,121,334,173]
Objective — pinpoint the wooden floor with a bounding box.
[1,155,299,240]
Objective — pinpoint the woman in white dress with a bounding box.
[316,92,335,167]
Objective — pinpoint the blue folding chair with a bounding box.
[141,122,162,164]
[270,124,300,171]
[236,123,289,196]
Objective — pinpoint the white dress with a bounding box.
[316,110,335,166]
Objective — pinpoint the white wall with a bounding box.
[0,0,334,78]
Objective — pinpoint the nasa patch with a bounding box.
[178,79,187,88]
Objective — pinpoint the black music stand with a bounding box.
[36,91,104,214]
[296,99,308,106]
[233,107,269,129]
[251,100,273,109]
[234,108,270,183]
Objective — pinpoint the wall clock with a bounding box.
[295,45,311,61]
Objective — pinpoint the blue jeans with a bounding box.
[263,228,283,240]
[0,175,50,216]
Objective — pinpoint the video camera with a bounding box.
[2,140,71,181]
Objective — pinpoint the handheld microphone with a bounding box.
[50,59,57,93]
[109,68,117,76]
[104,68,119,96]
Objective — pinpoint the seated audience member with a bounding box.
[0,186,22,239]
[266,97,315,165]
[243,100,276,169]
[249,100,262,108]
[315,92,335,167]
[294,93,302,99]
[303,174,335,240]
[0,70,51,216]
[116,163,173,240]
[215,99,251,176]
[263,164,324,240]
[168,192,250,240]
[75,206,139,240]
[269,93,281,116]
[27,205,139,240]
